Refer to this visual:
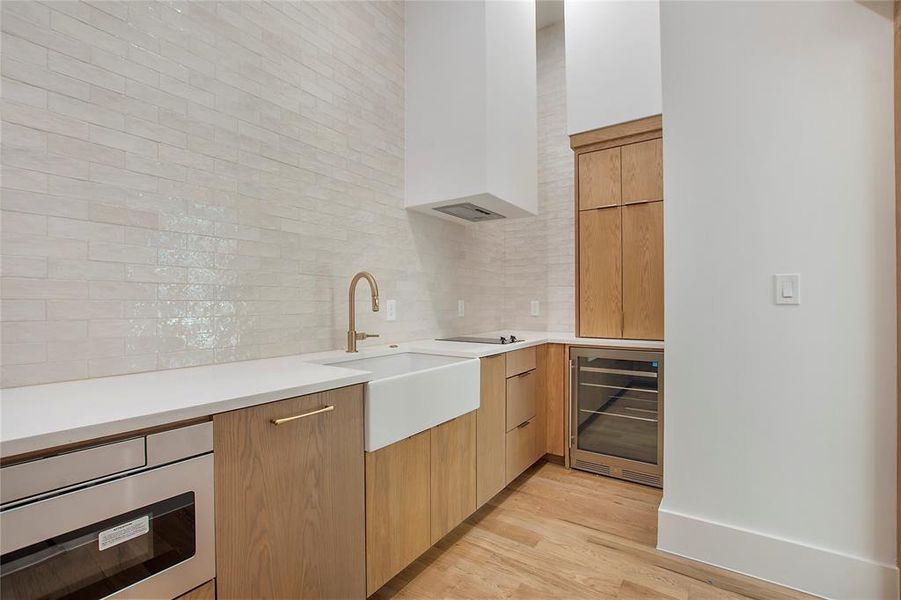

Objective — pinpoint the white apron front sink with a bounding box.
[324,352,480,451]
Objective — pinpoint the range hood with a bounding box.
[433,202,504,222]
[403,1,537,225]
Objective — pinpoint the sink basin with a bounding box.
[325,352,480,451]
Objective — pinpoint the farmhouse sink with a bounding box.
[324,352,480,451]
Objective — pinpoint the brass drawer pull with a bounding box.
[517,370,532,378]
[271,405,335,425]
[517,420,531,429]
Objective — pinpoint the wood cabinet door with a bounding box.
[214,386,365,600]
[621,138,663,204]
[579,207,623,338]
[544,343,566,457]
[365,430,431,596]
[623,201,664,340]
[430,411,477,544]
[533,344,549,461]
[505,417,538,485]
[578,147,621,210]
[476,354,506,508]
[505,370,537,431]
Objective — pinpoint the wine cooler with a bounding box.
[569,347,663,487]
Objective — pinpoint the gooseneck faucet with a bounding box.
[346,271,380,352]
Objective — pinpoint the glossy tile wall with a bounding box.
[0,1,505,387]
[492,22,574,331]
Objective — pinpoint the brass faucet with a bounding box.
[346,271,380,352]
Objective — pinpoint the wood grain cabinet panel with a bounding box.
[176,581,215,600]
[505,417,538,485]
[579,147,621,210]
[505,346,536,377]
[623,201,664,340]
[621,139,663,204]
[505,370,537,431]
[579,207,623,338]
[214,386,365,600]
[430,412,477,544]
[476,354,506,508]
[544,344,566,456]
[365,430,431,596]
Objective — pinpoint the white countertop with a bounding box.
[0,330,662,458]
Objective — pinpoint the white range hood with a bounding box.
[404,0,538,223]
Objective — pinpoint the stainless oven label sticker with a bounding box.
[98,515,150,551]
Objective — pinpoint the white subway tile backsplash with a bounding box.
[47,51,125,94]
[0,0,505,387]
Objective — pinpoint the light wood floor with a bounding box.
[373,461,816,600]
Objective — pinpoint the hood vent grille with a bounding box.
[433,202,505,222]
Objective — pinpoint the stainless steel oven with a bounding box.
[0,422,215,600]
[570,347,664,487]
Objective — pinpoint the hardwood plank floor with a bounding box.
[372,462,816,600]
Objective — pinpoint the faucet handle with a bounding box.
[355,332,380,341]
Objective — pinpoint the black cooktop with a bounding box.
[436,335,523,345]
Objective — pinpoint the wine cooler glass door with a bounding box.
[571,348,663,483]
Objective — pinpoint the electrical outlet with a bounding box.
[530,300,540,316]
[386,299,396,321]
[457,299,465,317]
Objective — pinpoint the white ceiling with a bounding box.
[536,0,564,30]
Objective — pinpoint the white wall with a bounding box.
[658,2,897,598]
[563,0,661,135]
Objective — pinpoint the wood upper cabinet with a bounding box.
[430,412,476,544]
[214,386,365,600]
[622,139,663,204]
[579,147,621,210]
[579,207,623,338]
[623,202,664,339]
[476,354,506,508]
[365,430,431,596]
[574,115,664,341]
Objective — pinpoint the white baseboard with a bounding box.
[657,507,899,600]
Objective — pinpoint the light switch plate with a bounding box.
[386,299,396,321]
[774,273,800,305]
[530,300,540,316]
[457,299,465,317]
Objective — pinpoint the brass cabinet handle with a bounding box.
[517,370,533,378]
[517,420,531,429]
[271,405,335,425]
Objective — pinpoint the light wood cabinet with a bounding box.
[544,344,566,457]
[623,201,664,339]
[176,581,215,600]
[505,370,537,431]
[214,386,365,600]
[579,207,623,338]
[621,139,663,204]
[430,412,477,544]
[574,115,663,341]
[476,354,506,507]
[505,346,536,377]
[505,416,539,484]
[365,430,431,596]
[578,147,621,210]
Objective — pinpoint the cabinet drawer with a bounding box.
[505,417,538,484]
[505,346,536,377]
[505,370,536,431]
